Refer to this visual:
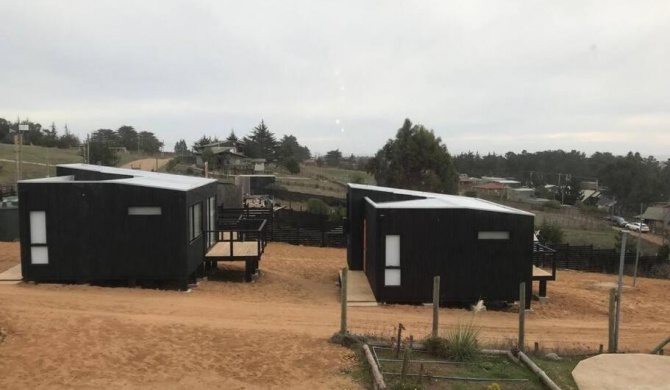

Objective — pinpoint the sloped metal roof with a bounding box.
[21,164,216,192]
[351,183,533,216]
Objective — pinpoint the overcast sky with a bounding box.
[2,1,669,158]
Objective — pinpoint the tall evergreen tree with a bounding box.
[244,120,277,162]
[367,118,459,194]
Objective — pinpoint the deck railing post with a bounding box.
[432,276,440,337]
[519,281,526,352]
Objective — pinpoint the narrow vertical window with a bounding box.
[29,211,48,265]
[207,197,216,247]
[190,202,203,241]
[384,235,401,286]
[30,211,47,244]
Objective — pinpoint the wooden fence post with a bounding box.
[519,281,526,352]
[340,267,348,334]
[614,232,627,352]
[608,287,616,353]
[432,276,440,337]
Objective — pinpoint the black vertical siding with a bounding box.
[19,179,216,283]
[368,206,533,304]
[346,186,423,270]
[364,200,379,294]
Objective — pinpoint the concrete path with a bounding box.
[573,354,670,390]
[0,264,22,285]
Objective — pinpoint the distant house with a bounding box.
[18,164,218,288]
[506,187,535,202]
[637,203,670,234]
[472,182,505,198]
[457,174,482,194]
[194,140,265,174]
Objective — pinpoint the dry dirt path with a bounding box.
[121,158,172,172]
[1,243,669,389]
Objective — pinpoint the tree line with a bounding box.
[85,126,163,166]
[452,150,670,212]
[177,120,312,174]
[0,117,80,149]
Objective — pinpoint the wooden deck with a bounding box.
[532,265,552,279]
[206,241,259,258]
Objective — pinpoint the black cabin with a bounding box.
[346,184,535,306]
[18,164,217,288]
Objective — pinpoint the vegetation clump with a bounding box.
[537,219,564,246]
[423,322,481,362]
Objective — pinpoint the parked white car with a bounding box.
[625,222,650,233]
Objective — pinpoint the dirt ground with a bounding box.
[121,158,172,172]
[1,242,670,389]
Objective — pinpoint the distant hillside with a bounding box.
[0,144,83,183]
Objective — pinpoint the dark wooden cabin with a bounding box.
[18,164,218,289]
[346,184,535,306]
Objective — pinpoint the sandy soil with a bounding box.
[1,242,670,389]
[0,242,18,273]
[121,158,172,172]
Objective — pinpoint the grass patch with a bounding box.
[533,356,581,390]
[375,347,539,390]
[0,144,82,183]
[563,228,660,254]
[299,165,375,185]
[331,330,586,390]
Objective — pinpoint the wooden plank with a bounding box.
[532,265,552,278]
[206,241,258,258]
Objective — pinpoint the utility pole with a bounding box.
[633,203,643,286]
[557,173,562,204]
[15,124,29,186]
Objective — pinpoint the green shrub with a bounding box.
[423,335,450,358]
[283,158,300,174]
[464,190,478,198]
[349,172,365,184]
[306,198,330,215]
[423,321,481,362]
[445,322,480,362]
[537,219,564,245]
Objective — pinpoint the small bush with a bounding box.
[307,198,330,215]
[349,172,365,184]
[543,200,562,209]
[464,190,478,198]
[423,335,450,358]
[389,381,424,390]
[424,321,481,362]
[537,219,564,245]
[445,322,480,362]
[283,158,300,174]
